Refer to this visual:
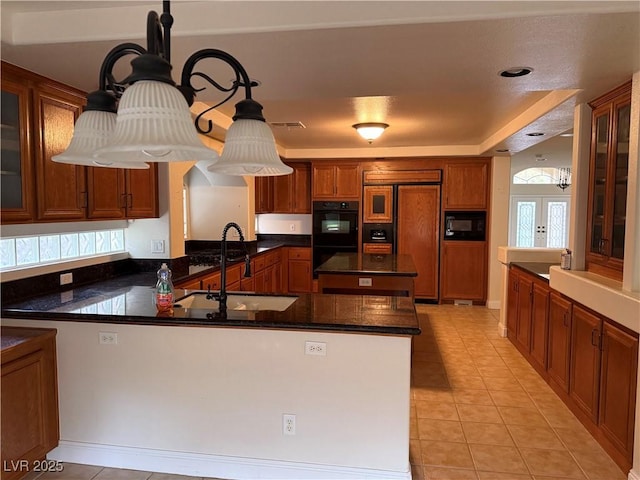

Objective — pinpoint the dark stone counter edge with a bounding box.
[1,310,421,336]
[510,262,559,282]
[315,270,418,277]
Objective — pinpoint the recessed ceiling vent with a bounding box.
[270,121,306,129]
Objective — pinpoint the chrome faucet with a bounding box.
[206,222,251,316]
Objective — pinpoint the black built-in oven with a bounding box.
[312,201,359,274]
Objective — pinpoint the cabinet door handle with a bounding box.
[563,312,568,327]
[127,193,133,209]
[591,328,600,348]
[121,194,128,209]
[80,191,88,208]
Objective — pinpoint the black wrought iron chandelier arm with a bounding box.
[98,43,147,95]
[180,48,256,101]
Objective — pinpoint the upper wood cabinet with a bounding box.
[363,185,393,223]
[586,81,632,281]
[33,83,86,221]
[1,62,86,223]
[87,165,159,219]
[1,62,159,224]
[256,162,310,214]
[312,162,360,200]
[443,161,489,209]
[1,73,36,223]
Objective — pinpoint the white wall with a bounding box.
[487,156,511,309]
[3,317,412,479]
[186,167,251,241]
[256,214,312,235]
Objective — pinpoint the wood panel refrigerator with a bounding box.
[396,185,440,300]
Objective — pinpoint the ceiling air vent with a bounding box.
[270,121,306,129]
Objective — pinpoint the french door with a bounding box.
[510,196,570,248]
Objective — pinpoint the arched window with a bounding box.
[513,167,565,184]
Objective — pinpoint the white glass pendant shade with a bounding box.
[94,81,217,163]
[52,110,149,169]
[207,119,292,176]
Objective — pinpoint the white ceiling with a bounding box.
[1,1,639,164]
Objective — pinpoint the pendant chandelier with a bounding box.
[557,167,571,190]
[53,1,292,176]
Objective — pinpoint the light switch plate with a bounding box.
[358,278,373,287]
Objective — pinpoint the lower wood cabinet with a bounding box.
[599,321,638,462]
[1,327,59,480]
[287,247,312,293]
[570,304,602,423]
[547,291,572,392]
[506,265,638,471]
[440,241,487,303]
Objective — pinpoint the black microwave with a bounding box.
[444,212,486,241]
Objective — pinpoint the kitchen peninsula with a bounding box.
[316,252,418,298]
[1,277,419,480]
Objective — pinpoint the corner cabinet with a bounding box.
[586,81,632,280]
[312,162,360,200]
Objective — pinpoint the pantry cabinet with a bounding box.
[312,162,360,200]
[586,81,631,280]
[443,161,489,209]
[87,165,159,219]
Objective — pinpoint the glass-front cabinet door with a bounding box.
[586,81,631,280]
[1,75,35,223]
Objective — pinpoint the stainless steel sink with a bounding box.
[175,292,298,312]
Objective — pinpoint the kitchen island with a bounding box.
[1,278,419,480]
[316,252,418,298]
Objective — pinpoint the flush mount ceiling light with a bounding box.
[526,132,545,137]
[53,0,290,176]
[499,67,534,78]
[352,123,389,143]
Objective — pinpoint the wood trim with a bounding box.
[588,81,632,108]
[363,169,441,184]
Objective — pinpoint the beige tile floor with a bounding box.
[24,305,626,480]
[410,304,626,480]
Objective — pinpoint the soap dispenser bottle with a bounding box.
[155,263,175,313]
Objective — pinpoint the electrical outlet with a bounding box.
[151,239,165,254]
[99,332,118,345]
[283,414,296,435]
[60,272,73,285]
[358,277,372,287]
[305,341,327,356]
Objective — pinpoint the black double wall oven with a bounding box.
[312,201,359,276]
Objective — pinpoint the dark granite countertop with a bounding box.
[511,262,560,281]
[315,253,418,277]
[2,276,420,336]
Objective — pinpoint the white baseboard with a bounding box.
[628,468,640,480]
[497,322,508,338]
[49,441,412,480]
[486,300,501,310]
